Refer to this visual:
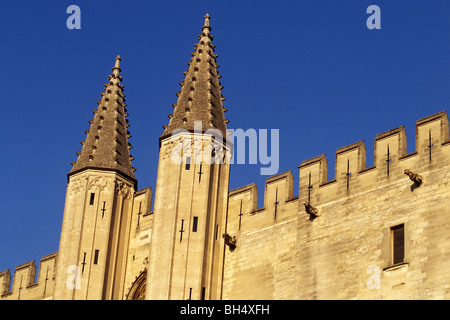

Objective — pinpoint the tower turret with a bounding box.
[54,56,137,300]
[147,14,231,300]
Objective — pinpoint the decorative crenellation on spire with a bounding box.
[160,13,229,141]
[68,56,137,185]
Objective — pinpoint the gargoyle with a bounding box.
[304,201,319,218]
[404,169,423,186]
[223,233,236,251]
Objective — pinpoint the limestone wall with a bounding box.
[123,187,153,299]
[223,171,299,299]
[223,111,450,299]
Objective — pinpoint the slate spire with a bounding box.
[68,55,137,185]
[160,13,229,141]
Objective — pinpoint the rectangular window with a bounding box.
[201,287,206,300]
[89,193,95,206]
[192,217,198,232]
[185,157,191,170]
[93,250,100,265]
[391,224,404,265]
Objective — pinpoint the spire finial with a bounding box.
[113,55,121,76]
[204,13,210,27]
[202,13,211,35]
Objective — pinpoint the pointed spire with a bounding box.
[160,14,229,141]
[68,56,137,185]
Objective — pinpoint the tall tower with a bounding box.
[147,14,231,300]
[54,56,137,300]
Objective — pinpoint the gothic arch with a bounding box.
[126,270,147,300]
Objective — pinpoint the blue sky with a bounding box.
[0,1,449,273]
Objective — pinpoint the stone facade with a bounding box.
[1,15,450,300]
[223,111,450,300]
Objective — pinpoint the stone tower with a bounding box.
[53,56,137,300]
[146,14,231,300]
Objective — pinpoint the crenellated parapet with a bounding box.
[0,252,58,300]
[224,110,450,300]
[227,171,298,235]
[227,111,450,233]
[298,110,449,210]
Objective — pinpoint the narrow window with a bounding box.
[81,252,87,273]
[215,224,219,240]
[391,224,405,265]
[192,217,198,232]
[188,288,192,300]
[185,157,191,170]
[101,201,106,218]
[137,202,142,226]
[201,287,206,300]
[93,250,100,265]
[89,193,95,206]
[179,219,185,242]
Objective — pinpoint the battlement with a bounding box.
[227,171,298,235]
[227,111,450,235]
[0,252,57,300]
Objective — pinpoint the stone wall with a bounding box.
[223,111,450,299]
